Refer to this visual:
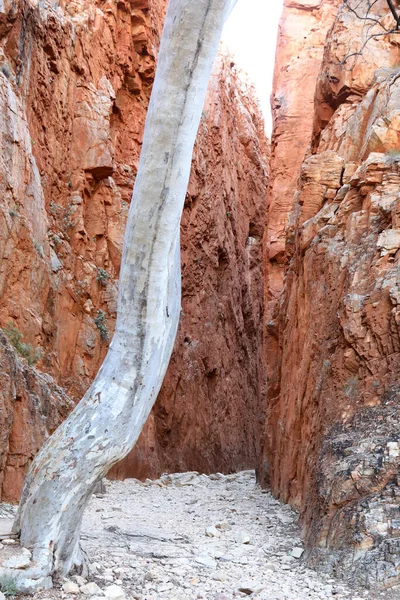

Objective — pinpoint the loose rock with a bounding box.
[1,539,16,546]
[290,547,304,559]
[2,548,31,569]
[104,585,125,599]
[234,531,251,544]
[205,526,220,538]
[4,470,394,600]
[80,582,103,596]
[194,556,217,568]
[62,580,80,594]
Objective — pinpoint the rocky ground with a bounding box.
[0,471,399,600]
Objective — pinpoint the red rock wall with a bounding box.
[0,0,268,496]
[263,0,400,586]
[114,54,268,479]
[0,0,167,399]
[263,0,341,435]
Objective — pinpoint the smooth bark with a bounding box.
[2,0,237,590]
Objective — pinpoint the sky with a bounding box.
[222,0,284,133]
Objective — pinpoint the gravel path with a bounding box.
[1,470,399,599]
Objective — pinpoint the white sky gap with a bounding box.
[222,0,284,133]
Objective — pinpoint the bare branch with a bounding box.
[343,1,390,30]
[335,0,400,68]
[339,29,400,66]
[386,0,400,28]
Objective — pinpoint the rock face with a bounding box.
[0,331,72,503]
[264,0,341,424]
[0,0,167,399]
[113,54,268,479]
[263,0,400,587]
[0,0,268,497]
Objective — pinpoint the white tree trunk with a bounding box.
[2,0,237,590]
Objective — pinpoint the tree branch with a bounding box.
[337,0,400,67]
[386,0,400,28]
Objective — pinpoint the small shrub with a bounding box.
[33,240,44,258]
[76,280,87,297]
[0,575,18,596]
[94,310,109,342]
[96,267,109,285]
[0,63,12,80]
[49,202,63,217]
[343,375,359,399]
[62,205,74,232]
[51,233,61,246]
[2,322,43,366]
[382,385,400,404]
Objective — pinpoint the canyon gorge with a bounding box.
[0,0,399,592]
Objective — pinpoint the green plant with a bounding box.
[0,63,12,80]
[49,202,63,217]
[0,575,18,596]
[96,267,109,285]
[343,375,359,399]
[76,280,87,297]
[62,204,75,232]
[51,233,61,246]
[94,310,109,341]
[33,240,44,257]
[2,322,43,366]
[8,208,18,218]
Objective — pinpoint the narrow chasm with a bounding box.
[0,0,399,598]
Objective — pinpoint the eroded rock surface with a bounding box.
[262,0,400,587]
[264,0,341,402]
[0,0,167,398]
[0,332,72,503]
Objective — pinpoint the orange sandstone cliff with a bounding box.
[0,0,268,499]
[262,0,400,586]
[264,0,341,425]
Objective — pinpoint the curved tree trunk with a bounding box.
[2,0,237,590]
